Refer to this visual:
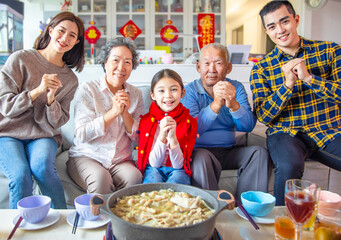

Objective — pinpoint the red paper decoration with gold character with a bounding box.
[85,21,101,44]
[160,20,179,44]
[198,14,215,49]
[119,20,142,40]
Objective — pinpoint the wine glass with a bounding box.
[284,179,319,240]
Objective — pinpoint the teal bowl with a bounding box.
[241,191,276,217]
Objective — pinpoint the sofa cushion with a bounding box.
[0,173,9,208]
[218,170,238,196]
[55,150,85,207]
[60,99,76,151]
[330,168,341,193]
[138,85,152,114]
[303,160,331,190]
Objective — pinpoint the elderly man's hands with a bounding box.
[212,81,240,113]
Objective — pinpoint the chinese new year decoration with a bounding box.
[119,20,142,40]
[85,21,101,59]
[60,0,72,11]
[160,20,179,44]
[198,14,215,49]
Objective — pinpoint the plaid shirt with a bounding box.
[250,37,341,148]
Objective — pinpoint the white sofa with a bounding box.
[0,64,340,208]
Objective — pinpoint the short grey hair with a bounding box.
[98,37,139,72]
[200,43,230,63]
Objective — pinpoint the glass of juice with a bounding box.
[284,179,319,240]
[274,207,295,240]
[314,207,341,240]
[303,212,315,231]
[304,187,320,231]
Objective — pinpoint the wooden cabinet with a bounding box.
[74,0,225,62]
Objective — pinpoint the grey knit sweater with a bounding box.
[0,49,78,147]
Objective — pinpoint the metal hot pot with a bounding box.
[100,183,235,240]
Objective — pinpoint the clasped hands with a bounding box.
[282,58,312,89]
[212,81,240,113]
[158,116,178,149]
[35,74,63,105]
[110,90,130,116]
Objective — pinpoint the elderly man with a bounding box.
[181,43,270,201]
[251,1,341,205]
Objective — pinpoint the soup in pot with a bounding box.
[111,189,215,228]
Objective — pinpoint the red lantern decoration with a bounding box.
[85,21,101,44]
[60,0,72,11]
[198,14,215,49]
[160,20,179,44]
[119,20,142,40]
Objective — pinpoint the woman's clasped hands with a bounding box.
[111,89,130,115]
[30,73,63,105]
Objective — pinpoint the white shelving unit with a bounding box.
[73,0,109,60]
[74,0,225,63]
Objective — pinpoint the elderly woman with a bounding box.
[67,38,144,194]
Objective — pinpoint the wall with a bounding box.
[20,0,61,49]
[225,0,341,54]
[310,1,341,44]
[243,14,265,54]
[225,0,268,54]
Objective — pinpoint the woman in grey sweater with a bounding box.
[0,12,85,209]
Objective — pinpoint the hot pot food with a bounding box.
[101,183,235,240]
[110,189,215,228]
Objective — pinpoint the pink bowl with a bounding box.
[318,190,341,215]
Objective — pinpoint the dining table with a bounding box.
[0,208,314,240]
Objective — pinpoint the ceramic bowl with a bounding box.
[241,191,276,217]
[17,195,51,223]
[318,190,341,215]
[74,194,99,221]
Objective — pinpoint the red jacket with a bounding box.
[137,102,197,176]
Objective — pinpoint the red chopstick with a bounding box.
[7,216,23,240]
[236,201,260,230]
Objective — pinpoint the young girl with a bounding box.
[137,69,197,185]
[0,12,84,209]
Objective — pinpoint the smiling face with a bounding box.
[48,20,79,54]
[263,5,300,56]
[151,77,185,112]
[104,46,133,89]
[197,46,232,91]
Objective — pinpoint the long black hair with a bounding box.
[34,11,85,72]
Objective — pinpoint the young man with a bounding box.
[181,43,270,201]
[251,1,341,205]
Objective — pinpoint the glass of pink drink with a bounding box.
[284,179,319,240]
